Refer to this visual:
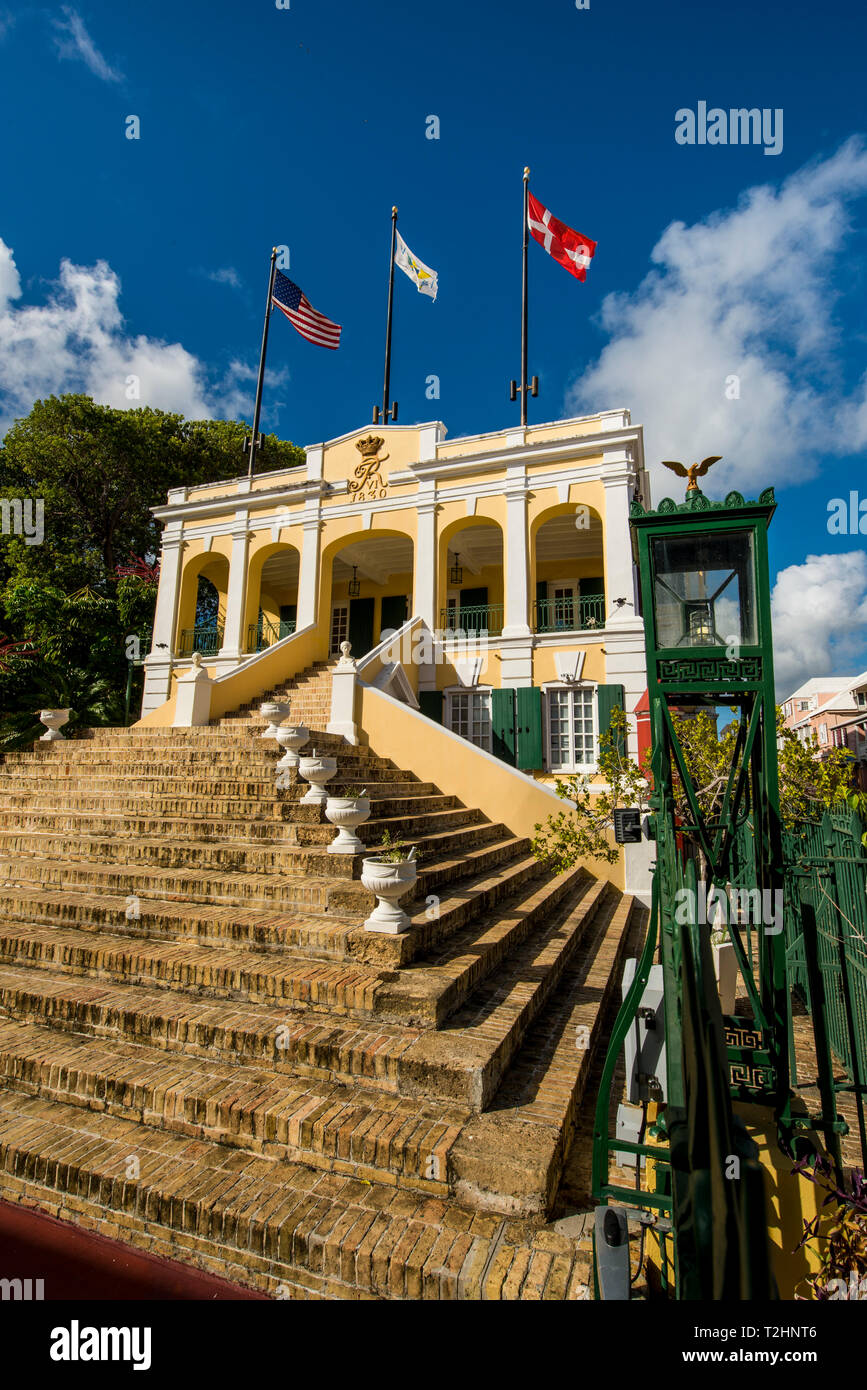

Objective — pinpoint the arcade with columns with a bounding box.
[141,408,649,789]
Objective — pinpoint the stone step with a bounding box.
[0,773,435,798]
[0,831,528,912]
[373,867,599,1027]
[0,1088,587,1298]
[0,790,458,821]
[0,922,391,1019]
[0,819,510,879]
[398,881,622,1111]
[0,965,421,1088]
[0,864,583,1028]
[0,884,369,960]
[1,747,378,770]
[449,894,643,1214]
[0,1018,466,1192]
[0,803,482,847]
[0,854,550,964]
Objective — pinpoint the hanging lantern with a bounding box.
[348,565,361,598]
[449,552,463,585]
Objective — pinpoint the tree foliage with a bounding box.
[0,394,304,744]
[532,707,649,868]
[532,704,855,870]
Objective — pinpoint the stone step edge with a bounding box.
[0,1088,586,1299]
[0,1019,464,1192]
[0,963,421,1089]
[371,864,590,1025]
[397,878,616,1111]
[448,895,643,1216]
[0,922,389,1020]
[0,854,547,963]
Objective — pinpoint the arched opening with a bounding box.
[245,545,301,652]
[532,507,605,633]
[175,552,229,656]
[437,520,505,637]
[324,533,414,659]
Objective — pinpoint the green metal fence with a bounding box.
[439,604,504,637]
[178,626,223,656]
[246,616,296,653]
[532,594,606,632]
[782,808,867,1167]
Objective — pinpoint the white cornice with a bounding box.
[152,478,331,524]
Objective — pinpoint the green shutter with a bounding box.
[515,687,543,770]
[418,690,443,724]
[596,684,626,757]
[491,688,516,766]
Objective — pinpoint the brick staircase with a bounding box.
[0,659,645,1299]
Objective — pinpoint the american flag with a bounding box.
[271,271,342,349]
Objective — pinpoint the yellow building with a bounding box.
[140,408,652,891]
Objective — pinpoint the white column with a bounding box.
[297,516,321,629]
[502,484,531,638]
[413,493,437,630]
[148,528,184,657]
[219,522,251,659]
[602,453,639,627]
[141,528,184,716]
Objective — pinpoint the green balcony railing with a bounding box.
[439,604,504,637]
[533,594,606,633]
[246,616,296,653]
[178,626,223,656]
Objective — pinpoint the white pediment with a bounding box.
[554,649,586,682]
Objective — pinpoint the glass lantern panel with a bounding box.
[651,530,757,649]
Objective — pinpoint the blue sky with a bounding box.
[1,0,867,690]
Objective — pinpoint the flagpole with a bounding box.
[521,166,529,426]
[378,207,398,424]
[247,246,278,478]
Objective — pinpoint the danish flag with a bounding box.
[527,192,596,281]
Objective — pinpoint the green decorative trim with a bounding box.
[631,485,775,518]
[658,656,763,684]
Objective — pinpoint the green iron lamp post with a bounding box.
[592,467,788,1299]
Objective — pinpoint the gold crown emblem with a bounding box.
[356,435,385,460]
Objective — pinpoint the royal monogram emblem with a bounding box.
[349,435,390,499]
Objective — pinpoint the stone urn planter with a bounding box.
[325,792,371,854]
[259,701,292,740]
[274,723,310,772]
[38,709,71,741]
[297,750,338,805]
[361,852,417,933]
[712,939,739,1015]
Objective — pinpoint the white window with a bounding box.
[330,604,349,654]
[546,686,596,772]
[547,580,579,630]
[857,691,867,708]
[818,723,828,745]
[446,689,492,751]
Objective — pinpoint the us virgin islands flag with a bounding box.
[394,231,438,300]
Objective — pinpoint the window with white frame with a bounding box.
[446,689,492,751]
[546,685,596,771]
[330,604,349,654]
[818,723,828,745]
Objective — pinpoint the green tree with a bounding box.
[533,705,855,870]
[0,394,304,743]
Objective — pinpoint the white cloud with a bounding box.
[772,551,867,693]
[205,267,242,290]
[568,139,867,499]
[0,238,267,430]
[52,7,123,84]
